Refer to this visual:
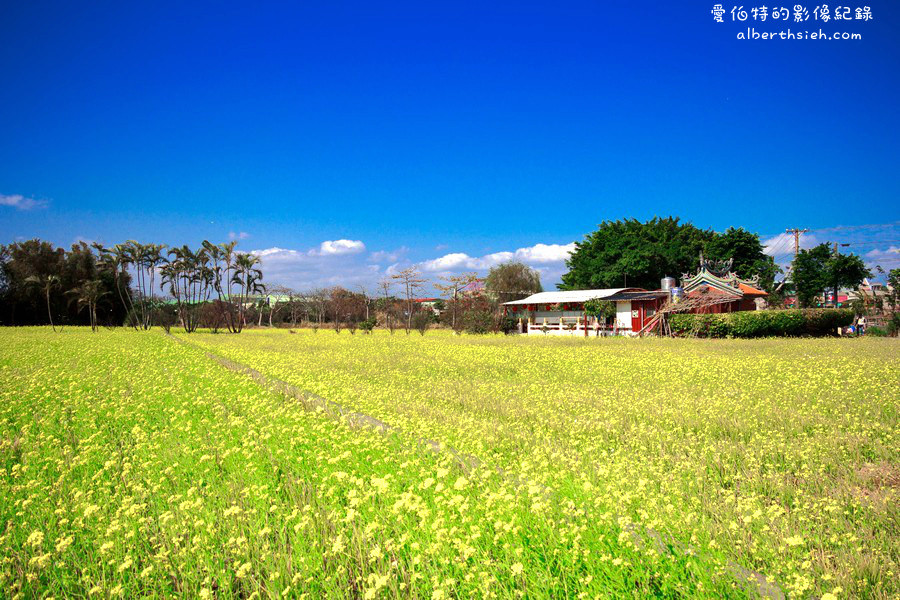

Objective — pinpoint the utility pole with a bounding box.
[831,242,850,307]
[786,228,809,257]
[785,228,809,308]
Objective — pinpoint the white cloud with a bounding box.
[865,246,900,269]
[250,242,375,290]
[252,247,301,259]
[247,239,574,292]
[368,247,408,263]
[316,239,366,256]
[513,242,576,263]
[229,231,251,240]
[481,251,516,267]
[762,233,819,260]
[414,241,575,290]
[420,252,473,272]
[420,242,575,273]
[418,251,514,272]
[0,193,47,210]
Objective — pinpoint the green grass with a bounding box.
[2,327,898,598]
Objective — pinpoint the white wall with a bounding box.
[616,301,632,329]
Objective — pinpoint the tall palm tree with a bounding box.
[25,274,60,332]
[201,240,234,332]
[231,252,263,333]
[93,243,137,328]
[66,280,108,332]
[220,240,239,332]
[125,241,166,329]
[161,245,212,333]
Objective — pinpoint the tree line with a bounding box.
[218,266,541,336]
[0,238,541,335]
[561,217,880,309]
[3,218,888,332]
[0,239,263,332]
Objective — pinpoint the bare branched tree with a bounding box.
[435,272,478,333]
[377,278,395,334]
[266,285,292,327]
[391,267,427,334]
[309,288,329,332]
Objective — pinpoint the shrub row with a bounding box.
[668,309,854,338]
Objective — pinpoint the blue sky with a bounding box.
[2,1,898,289]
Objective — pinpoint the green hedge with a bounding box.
[668,309,853,338]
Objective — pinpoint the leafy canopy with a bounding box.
[792,243,870,308]
[561,219,782,293]
[560,217,715,291]
[485,261,542,305]
[704,227,780,292]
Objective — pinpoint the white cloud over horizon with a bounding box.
[418,243,575,273]
[368,247,408,263]
[250,240,575,292]
[316,239,365,256]
[0,193,47,211]
[250,229,899,293]
[761,232,820,260]
[229,231,251,240]
[865,246,900,269]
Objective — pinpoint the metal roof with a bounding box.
[502,288,643,305]
[604,290,670,301]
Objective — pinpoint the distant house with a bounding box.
[244,293,293,308]
[845,278,893,312]
[503,288,667,336]
[413,297,442,315]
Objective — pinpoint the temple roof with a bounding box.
[681,254,767,297]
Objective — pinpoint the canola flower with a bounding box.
[184,328,899,598]
[0,327,896,598]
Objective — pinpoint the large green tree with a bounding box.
[792,243,870,308]
[0,239,124,326]
[485,261,542,305]
[703,227,780,292]
[827,253,870,304]
[0,240,65,325]
[886,268,900,311]
[792,245,832,308]
[560,217,715,291]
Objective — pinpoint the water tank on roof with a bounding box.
[661,277,676,291]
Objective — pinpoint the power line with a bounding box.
[840,239,900,246]
[785,228,810,258]
[764,236,794,258]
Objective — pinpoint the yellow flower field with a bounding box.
[2,327,897,598]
